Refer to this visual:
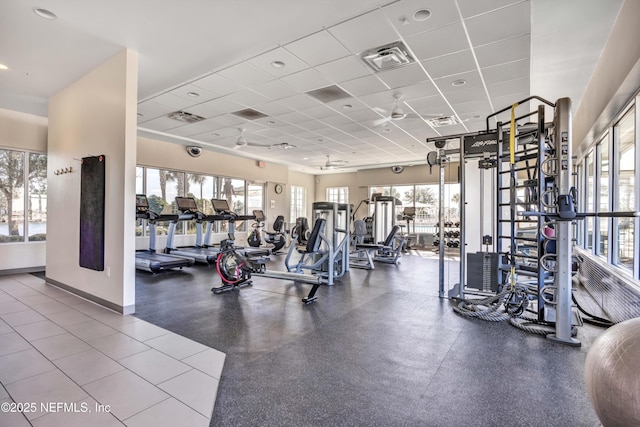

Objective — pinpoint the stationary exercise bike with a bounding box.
[247,210,286,254]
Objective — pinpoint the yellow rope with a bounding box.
[510,102,518,164]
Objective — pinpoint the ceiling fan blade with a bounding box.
[372,116,392,127]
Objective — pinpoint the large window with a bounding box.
[0,148,46,243]
[290,186,306,224]
[326,187,348,204]
[597,135,610,258]
[585,150,595,250]
[614,108,635,271]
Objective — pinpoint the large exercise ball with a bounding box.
[584,317,640,426]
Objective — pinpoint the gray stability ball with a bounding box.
[584,317,640,427]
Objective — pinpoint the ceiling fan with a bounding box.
[234,128,297,151]
[320,155,348,170]
[372,92,441,127]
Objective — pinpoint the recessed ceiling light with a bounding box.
[267,120,275,124]
[412,9,431,22]
[137,112,143,117]
[212,133,219,137]
[33,8,57,19]
[303,157,308,160]
[452,79,466,87]
[0,64,8,70]
[318,138,323,142]
[271,61,285,68]
[472,115,481,119]
[383,128,391,132]
[187,91,199,97]
[342,104,352,109]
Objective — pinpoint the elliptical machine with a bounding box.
[247,210,286,254]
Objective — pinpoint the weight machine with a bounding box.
[285,202,350,283]
[427,96,591,345]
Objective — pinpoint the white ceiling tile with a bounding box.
[328,9,399,54]
[377,63,429,89]
[166,84,219,102]
[252,79,299,100]
[298,105,336,120]
[137,101,176,121]
[182,103,225,119]
[394,81,439,101]
[382,0,462,38]
[320,115,354,127]
[338,75,389,97]
[297,120,327,131]
[451,100,492,115]
[254,100,294,116]
[437,70,484,93]
[217,62,274,87]
[466,2,530,47]
[284,30,352,66]
[405,94,454,116]
[277,111,311,124]
[343,108,380,122]
[475,34,530,68]
[191,73,244,96]
[248,47,309,77]
[200,97,245,114]
[434,123,468,135]
[440,86,487,105]
[168,123,214,137]
[279,93,321,110]
[148,92,195,109]
[223,90,271,107]
[315,56,372,83]
[280,68,332,92]
[482,59,530,84]
[141,116,183,132]
[406,21,469,61]
[457,0,524,18]
[201,114,245,128]
[421,50,477,79]
[488,77,530,99]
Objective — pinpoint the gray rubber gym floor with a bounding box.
[134,251,603,426]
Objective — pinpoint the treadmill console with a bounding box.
[175,196,199,214]
[136,194,149,213]
[211,199,232,214]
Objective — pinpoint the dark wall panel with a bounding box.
[79,155,106,271]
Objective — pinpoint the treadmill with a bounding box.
[135,194,196,273]
[165,196,223,264]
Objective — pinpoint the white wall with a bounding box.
[0,109,48,271]
[47,49,138,312]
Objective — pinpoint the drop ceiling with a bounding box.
[0,0,624,173]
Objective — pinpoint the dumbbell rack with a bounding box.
[432,221,461,251]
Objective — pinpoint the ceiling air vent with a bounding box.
[167,110,205,123]
[426,116,461,128]
[231,108,268,120]
[305,85,351,103]
[360,41,415,72]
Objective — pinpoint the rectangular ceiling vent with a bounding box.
[305,85,351,103]
[167,110,205,123]
[427,116,461,128]
[359,41,416,72]
[231,108,268,120]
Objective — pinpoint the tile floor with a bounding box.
[0,274,226,427]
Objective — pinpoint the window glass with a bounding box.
[598,136,609,257]
[586,150,594,250]
[221,178,246,232]
[290,186,306,224]
[615,108,635,271]
[146,168,184,234]
[326,187,348,204]
[28,153,47,241]
[247,183,264,216]
[0,149,25,243]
